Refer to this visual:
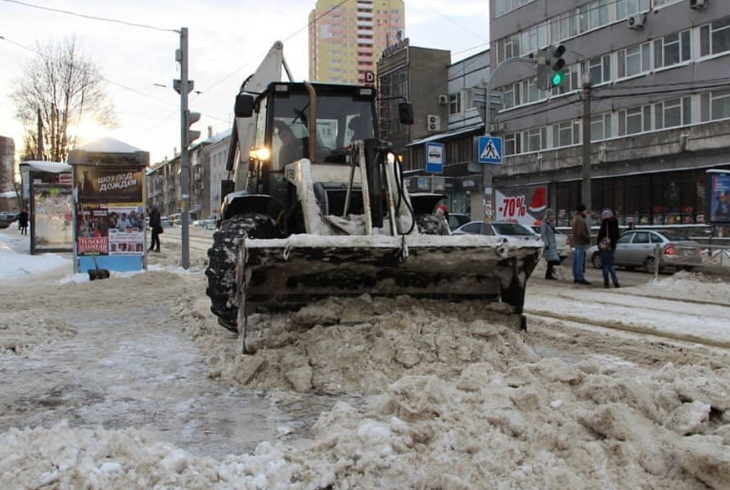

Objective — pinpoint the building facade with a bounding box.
[309,0,405,83]
[489,0,730,227]
[403,49,491,217]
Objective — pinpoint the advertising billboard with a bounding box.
[708,170,730,224]
[495,185,548,225]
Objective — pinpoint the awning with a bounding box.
[406,123,484,147]
[19,161,72,173]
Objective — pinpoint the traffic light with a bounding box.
[184,109,201,147]
[550,45,567,87]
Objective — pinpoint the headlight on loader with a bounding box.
[250,147,271,161]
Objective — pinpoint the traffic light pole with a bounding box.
[179,27,191,270]
[483,56,537,223]
[581,82,592,214]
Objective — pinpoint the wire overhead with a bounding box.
[0,0,178,32]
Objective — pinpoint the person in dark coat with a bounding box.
[148,205,162,252]
[596,209,620,288]
[18,208,29,236]
[571,204,591,285]
[540,208,560,280]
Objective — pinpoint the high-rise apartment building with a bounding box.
[309,0,405,84]
[490,0,730,227]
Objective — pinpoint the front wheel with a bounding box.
[591,252,602,269]
[205,213,281,333]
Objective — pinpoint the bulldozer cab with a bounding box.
[240,82,379,174]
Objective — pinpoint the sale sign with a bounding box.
[496,185,548,225]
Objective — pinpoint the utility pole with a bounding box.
[175,27,193,270]
[581,81,592,213]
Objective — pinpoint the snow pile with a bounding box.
[181,295,538,395]
[640,271,730,303]
[2,360,729,489]
[0,311,77,354]
[0,232,70,279]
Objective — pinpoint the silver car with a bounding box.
[453,221,543,245]
[589,229,703,273]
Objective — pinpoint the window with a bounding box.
[552,121,581,148]
[701,90,730,121]
[449,93,461,115]
[551,10,578,43]
[591,113,612,142]
[578,0,609,33]
[654,31,691,69]
[618,43,651,78]
[619,105,651,136]
[495,0,537,18]
[616,0,649,20]
[504,133,522,156]
[655,97,691,129]
[588,55,611,85]
[633,232,650,244]
[523,127,547,152]
[700,17,730,57]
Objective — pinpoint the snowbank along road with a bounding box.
[1,228,729,490]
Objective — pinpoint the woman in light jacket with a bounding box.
[540,208,560,280]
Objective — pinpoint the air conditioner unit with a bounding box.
[690,0,707,10]
[438,94,449,105]
[627,13,646,30]
[427,114,441,132]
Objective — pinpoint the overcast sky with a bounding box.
[0,0,490,164]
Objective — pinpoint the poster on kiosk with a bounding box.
[68,138,149,274]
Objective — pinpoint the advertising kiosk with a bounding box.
[68,138,149,273]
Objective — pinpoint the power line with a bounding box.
[0,0,178,33]
[0,35,229,126]
[198,0,352,96]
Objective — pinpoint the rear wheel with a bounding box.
[591,252,602,269]
[205,213,281,333]
[645,256,657,274]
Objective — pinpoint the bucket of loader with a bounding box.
[238,234,542,318]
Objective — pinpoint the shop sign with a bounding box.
[495,185,548,225]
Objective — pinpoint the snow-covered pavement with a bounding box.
[1,229,728,489]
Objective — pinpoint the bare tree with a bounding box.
[11,36,118,162]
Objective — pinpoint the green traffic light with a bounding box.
[552,70,566,86]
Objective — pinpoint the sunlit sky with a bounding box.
[0,0,490,165]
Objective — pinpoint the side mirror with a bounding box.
[234,94,255,118]
[398,103,414,125]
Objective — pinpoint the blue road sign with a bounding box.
[478,136,503,164]
[426,142,444,173]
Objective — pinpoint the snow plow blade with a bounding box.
[239,234,542,317]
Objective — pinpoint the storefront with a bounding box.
[549,167,728,228]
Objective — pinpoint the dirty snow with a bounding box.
[1,228,729,489]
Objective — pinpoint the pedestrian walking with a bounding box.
[596,209,620,288]
[540,208,560,280]
[148,204,162,252]
[571,204,591,285]
[18,208,29,236]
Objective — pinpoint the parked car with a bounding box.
[531,225,571,261]
[202,218,217,230]
[588,229,703,273]
[452,221,543,245]
[0,211,19,229]
[447,213,471,231]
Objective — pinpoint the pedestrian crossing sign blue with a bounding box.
[478,136,503,164]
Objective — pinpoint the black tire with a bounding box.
[591,252,602,269]
[625,266,635,271]
[681,266,695,272]
[645,256,657,274]
[205,213,281,333]
[416,214,448,235]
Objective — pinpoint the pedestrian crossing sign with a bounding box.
[478,136,503,164]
